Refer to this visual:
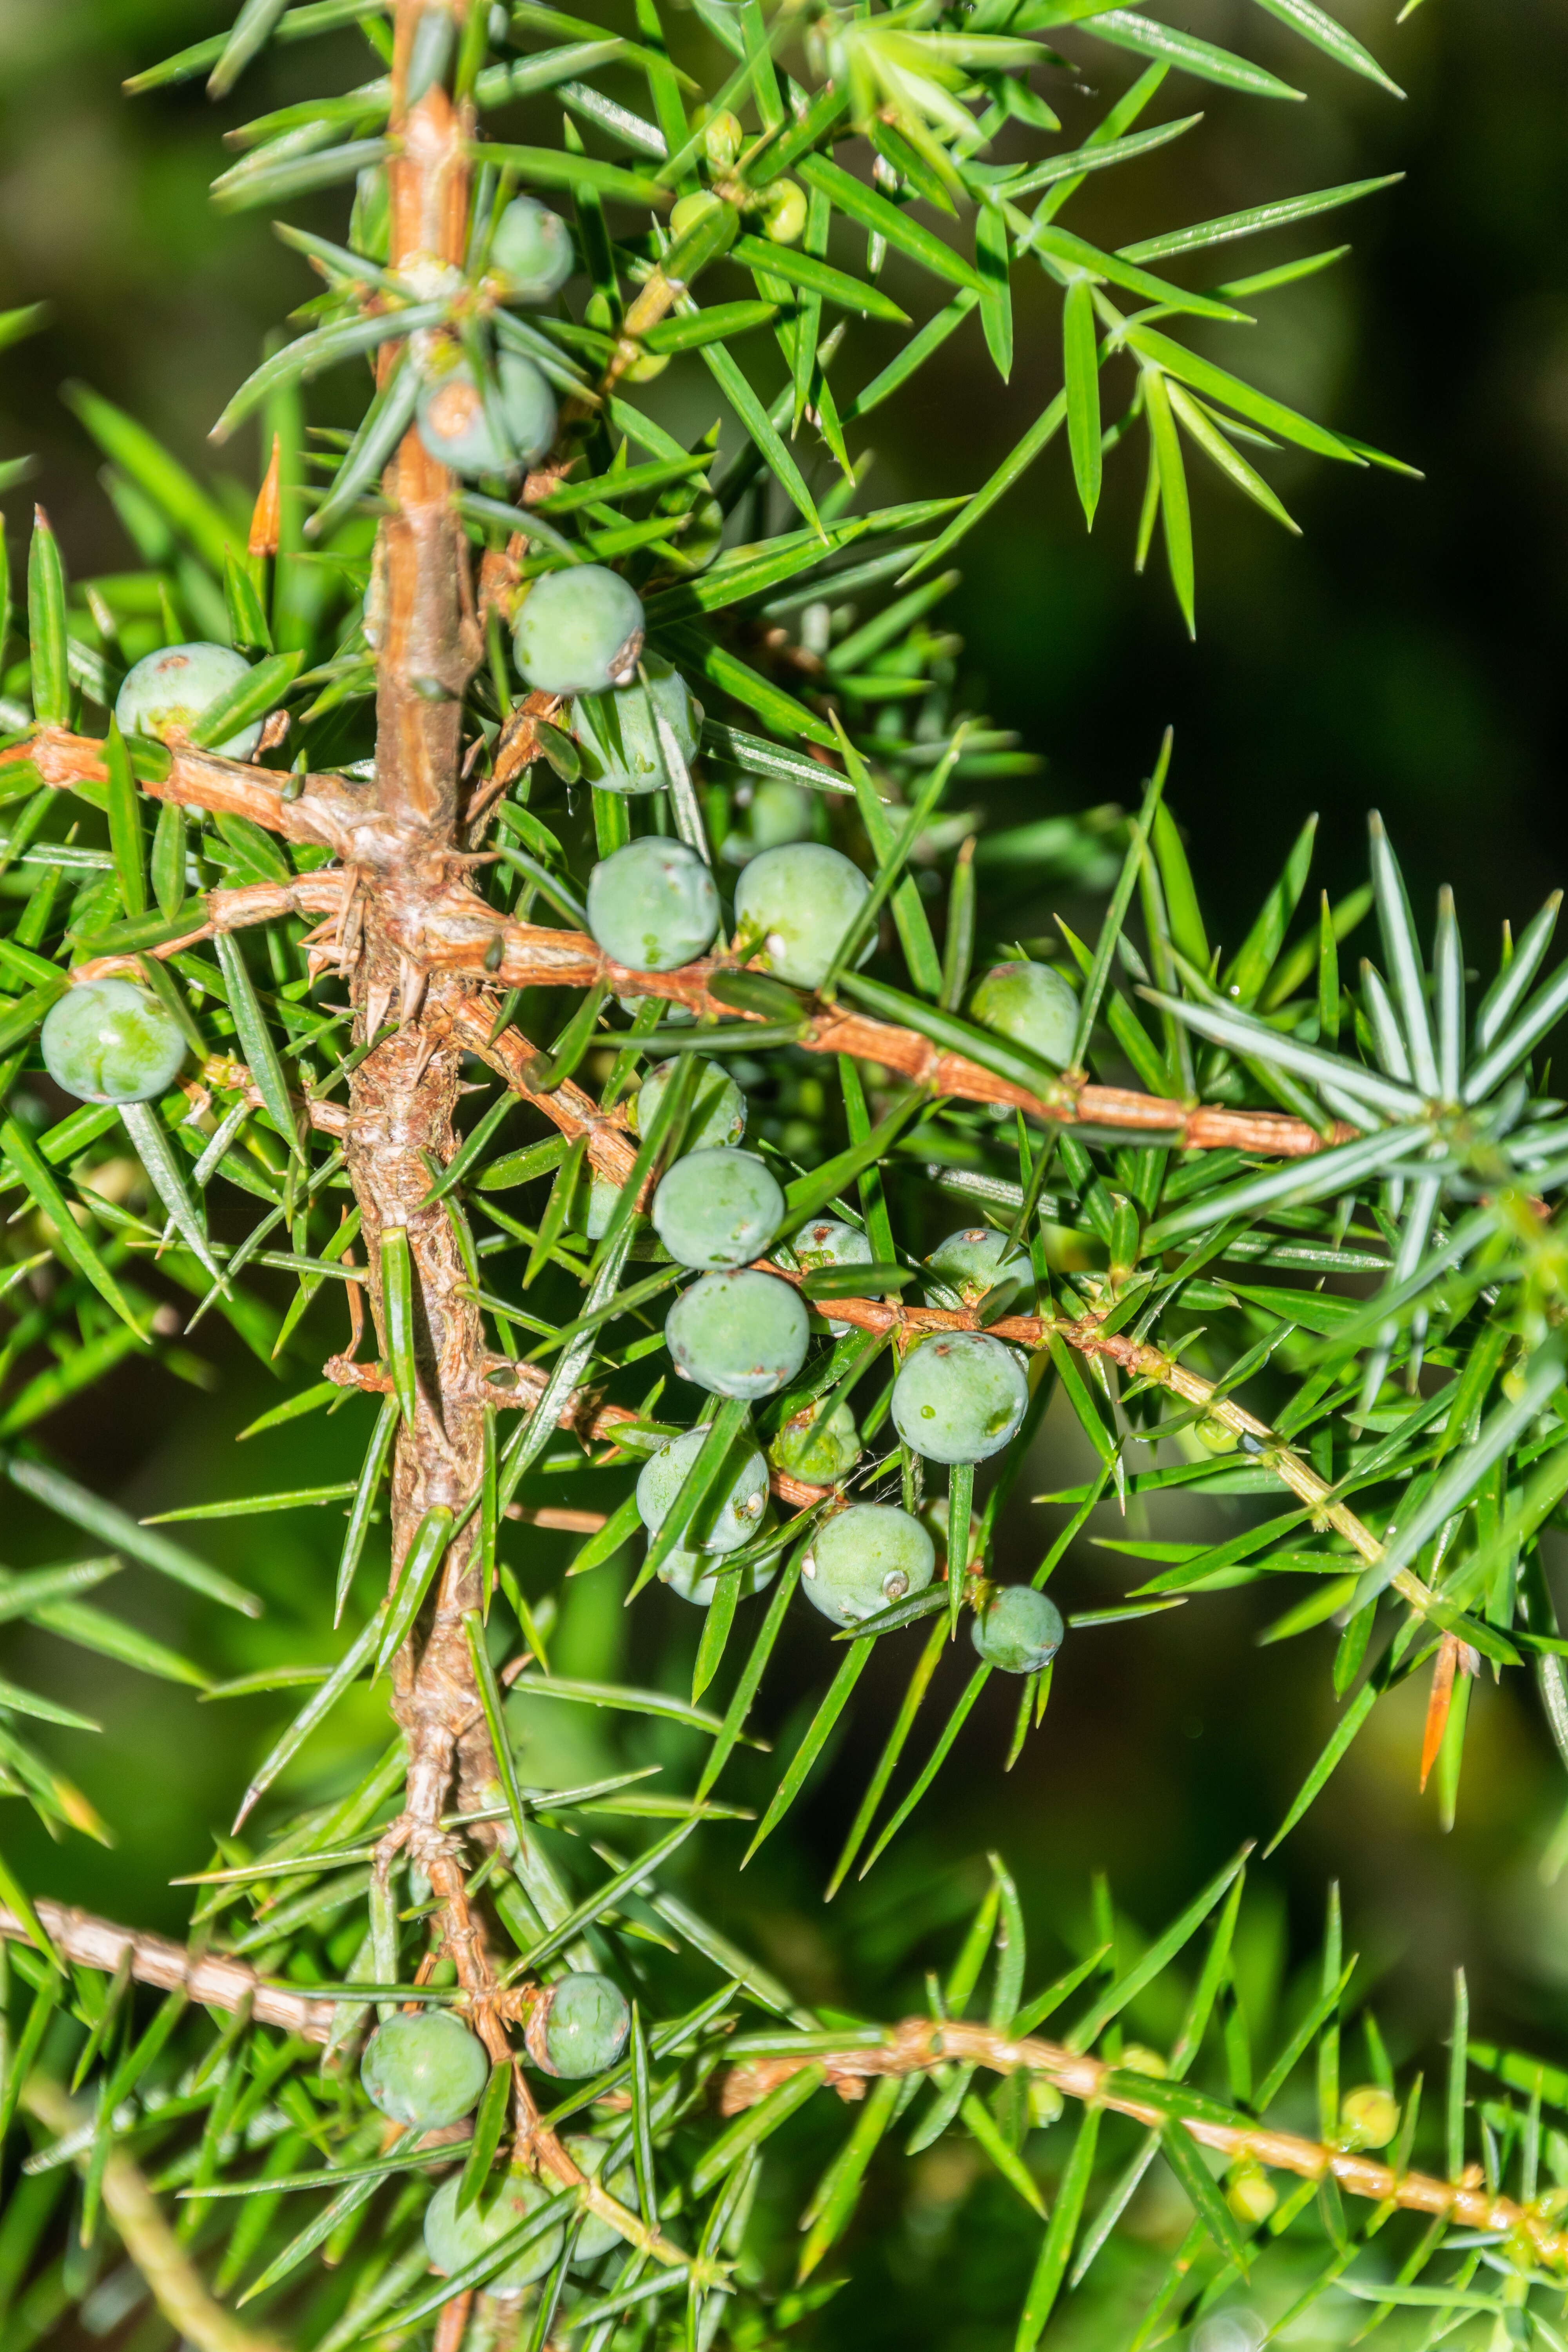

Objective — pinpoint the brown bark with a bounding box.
[346,18,496,2000]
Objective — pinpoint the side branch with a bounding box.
[719,2018,1568,2266]
[0,1899,337,2039]
[6,1906,1552,2269]
[7,726,1348,1160]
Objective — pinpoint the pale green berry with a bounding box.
[361,2010,488,2129]
[970,1584,1063,1675]
[969,960,1078,1070]
[490,193,574,301]
[1339,2085,1400,2151]
[733,843,870,989]
[514,565,644,695]
[633,1059,745,1152]
[702,109,743,171]
[424,2169,564,2294]
[116,642,261,759]
[661,1542,777,1607]
[924,1226,1030,1311]
[416,349,556,476]
[760,179,808,243]
[1029,2078,1065,2129]
[891,1332,1028,1464]
[636,1424,769,1552]
[800,1503,935,1629]
[563,2134,637,2265]
[670,189,722,238]
[570,658,701,795]
[586,837,719,973]
[794,1215,872,1336]
[523,1971,631,2077]
[747,778,816,853]
[1117,2045,1168,2079]
[769,1397,860,1486]
[42,980,187,1105]
[1227,2164,1277,2225]
[666,1269,809,1398]
[652,1147,783,1269]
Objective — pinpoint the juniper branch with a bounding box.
[9,1904,1554,2270]
[0,730,1346,1161]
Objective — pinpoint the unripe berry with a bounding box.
[360,2009,489,2129]
[490,193,575,302]
[971,1584,1064,1675]
[733,843,871,989]
[570,657,701,795]
[415,348,556,477]
[424,2169,564,2294]
[42,980,187,1105]
[1339,2085,1400,2151]
[1117,2044,1168,2079]
[652,1147,784,1269]
[586,837,720,973]
[513,565,644,696]
[702,109,744,171]
[760,178,808,243]
[728,777,816,858]
[969,959,1079,1070]
[799,1503,935,1629]
[670,189,722,238]
[667,1269,810,1398]
[924,1226,1030,1311]
[116,642,261,759]
[661,1542,777,1607]
[891,1332,1028,1464]
[563,2133,637,2265]
[1195,1413,1239,1453]
[523,1971,631,2077]
[1226,2163,1277,2225]
[634,1058,746,1153]
[795,1216,872,1336]
[769,1397,860,1486]
[636,1424,769,1552]
[1029,2077,1065,2129]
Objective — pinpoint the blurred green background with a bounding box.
[4,0,1568,2341]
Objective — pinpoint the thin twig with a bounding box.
[9,1906,1555,2269]
[719,2018,1568,2265]
[3,727,1350,1162]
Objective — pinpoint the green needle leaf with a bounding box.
[379,1225,419,1424]
[25,508,69,727]
[376,1504,454,1675]
[457,2060,514,2216]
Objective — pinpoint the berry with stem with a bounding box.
[636,1424,769,1551]
[360,2011,490,2130]
[891,1333,1029,1464]
[666,1269,810,1398]
[652,1147,784,1269]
